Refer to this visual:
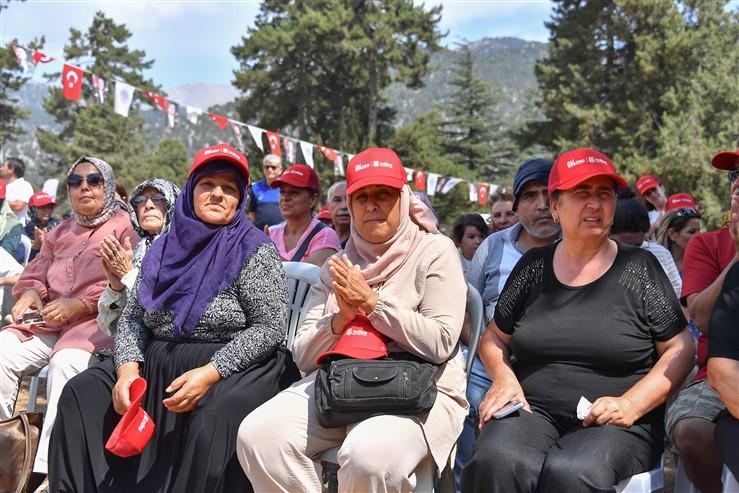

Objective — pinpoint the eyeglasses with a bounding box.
[263,165,280,171]
[729,169,739,184]
[67,173,104,188]
[131,193,167,207]
[675,208,701,218]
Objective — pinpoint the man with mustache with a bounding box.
[455,158,562,490]
[327,180,351,248]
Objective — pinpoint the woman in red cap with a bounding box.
[267,163,341,266]
[48,144,300,493]
[462,148,694,492]
[238,148,468,492]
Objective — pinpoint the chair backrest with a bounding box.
[465,283,484,379]
[19,235,32,265]
[283,261,321,351]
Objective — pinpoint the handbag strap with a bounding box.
[290,222,326,262]
[15,413,33,493]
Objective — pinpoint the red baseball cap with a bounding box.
[665,193,697,212]
[636,174,660,196]
[29,191,58,207]
[188,143,250,186]
[0,179,5,200]
[711,149,739,171]
[548,148,628,195]
[346,148,407,195]
[270,164,320,194]
[105,378,155,458]
[317,205,331,220]
[316,314,390,365]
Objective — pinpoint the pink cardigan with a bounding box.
[5,209,138,356]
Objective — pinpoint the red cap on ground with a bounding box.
[346,148,407,195]
[28,191,58,207]
[665,193,697,212]
[269,164,320,194]
[548,148,628,195]
[188,143,250,186]
[316,314,390,365]
[711,150,739,171]
[105,378,155,458]
[636,174,660,196]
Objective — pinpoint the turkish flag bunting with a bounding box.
[32,51,55,64]
[414,170,426,191]
[144,91,167,111]
[478,183,489,205]
[209,113,229,130]
[319,146,337,161]
[266,131,282,157]
[62,64,84,102]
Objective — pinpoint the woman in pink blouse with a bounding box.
[0,156,137,488]
[267,164,341,266]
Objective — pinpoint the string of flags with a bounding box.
[12,43,504,204]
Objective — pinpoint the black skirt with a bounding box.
[49,340,300,493]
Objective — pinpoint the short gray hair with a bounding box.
[263,154,282,167]
[327,180,347,201]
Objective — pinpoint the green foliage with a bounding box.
[525,0,739,228]
[0,38,43,144]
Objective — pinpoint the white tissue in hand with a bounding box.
[577,396,592,420]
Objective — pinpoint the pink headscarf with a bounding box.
[319,184,439,288]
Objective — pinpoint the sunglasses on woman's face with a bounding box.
[67,173,104,188]
[729,168,739,184]
[131,193,167,207]
[675,208,701,218]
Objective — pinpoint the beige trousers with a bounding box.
[0,330,96,474]
[237,372,430,493]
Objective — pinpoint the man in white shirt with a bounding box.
[0,158,34,225]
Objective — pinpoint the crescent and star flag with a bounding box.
[92,74,106,104]
[318,146,337,161]
[62,64,84,102]
[299,141,314,169]
[144,91,167,111]
[414,170,426,191]
[209,113,229,130]
[114,82,135,117]
[13,44,36,73]
[32,51,55,65]
[247,125,264,152]
[266,131,281,157]
[478,183,489,205]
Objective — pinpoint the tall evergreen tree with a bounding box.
[441,43,515,182]
[231,0,443,153]
[36,11,162,186]
[0,38,43,145]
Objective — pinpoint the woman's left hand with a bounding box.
[583,396,638,428]
[329,255,378,313]
[40,298,88,325]
[163,363,222,413]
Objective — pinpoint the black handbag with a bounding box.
[314,352,439,428]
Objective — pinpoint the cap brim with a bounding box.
[556,172,628,192]
[346,176,406,195]
[316,347,388,365]
[711,152,739,171]
[189,155,249,182]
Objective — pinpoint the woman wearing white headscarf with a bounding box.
[0,156,137,486]
[237,148,468,492]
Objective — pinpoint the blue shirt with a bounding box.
[248,179,283,230]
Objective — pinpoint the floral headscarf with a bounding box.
[67,155,118,227]
[127,178,180,268]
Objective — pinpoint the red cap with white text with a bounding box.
[636,174,660,196]
[269,164,320,194]
[346,148,407,195]
[105,377,156,458]
[29,191,58,207]
[316,313,390,364]
[711,149,739,171]
[188,143,250,186]
[548,148,628,195]
[665,193,697,212]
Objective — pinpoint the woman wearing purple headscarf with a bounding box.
[49,144,300,493]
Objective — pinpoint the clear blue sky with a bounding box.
[1,0,554,91]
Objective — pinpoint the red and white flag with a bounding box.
[247,125,264,152]
[266,131,281,157]
[12,44,36,73]
[32,51,55,65]
[91,74,106,104]
[299,141,314,169]
[114,82,134,117]
[209,113,229,130]
[318,146,337,161]
[62,64,84,102]
[414,170,426,191]
[478,183,489,205]
[144,91,167,111]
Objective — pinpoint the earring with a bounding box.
[553,215,559,224]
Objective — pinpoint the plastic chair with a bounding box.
[19,234,32,265]
[614,454,665,493]
[674,456,701,493]
[722,465,738,493]
[282,261,320,351]
[25,365,49,412]
[317,285,482,492]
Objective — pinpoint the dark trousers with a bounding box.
[460,407,663,493]
[715,413,739,479]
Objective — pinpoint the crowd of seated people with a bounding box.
[1,143,736,493]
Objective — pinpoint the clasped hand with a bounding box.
[100,236,134,290]
[328,255,377,324]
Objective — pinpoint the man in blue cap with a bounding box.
[454,158,561,489]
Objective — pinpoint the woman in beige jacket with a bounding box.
[237,147,468,492]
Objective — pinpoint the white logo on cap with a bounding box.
[203,147,243,162]
[138,414,149,432]
[345,328,368,337]
[567,156,608,168]
[287,169,304,176]
[355,161,394,172]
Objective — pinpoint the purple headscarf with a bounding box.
[137,161,270,339]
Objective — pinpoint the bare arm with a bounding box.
[7,199,26,213]
[708,358,739,418]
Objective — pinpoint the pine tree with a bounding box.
[0,38,43,145]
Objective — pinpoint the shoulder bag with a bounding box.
[0,412,43,493]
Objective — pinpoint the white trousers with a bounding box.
[237,373,429,493]
[0,330,96,474]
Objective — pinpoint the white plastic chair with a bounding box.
[282,261,320,351]
[19,234,32,265]
[675,458,739,493]
[722,465,738,493]
[614,454,665,493]
[317,285,482,492]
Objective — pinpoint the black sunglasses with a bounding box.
[131,193,167,207]
[729,169,739,184]
[67,173,104,188]
[263,165,280,171]
[675,208,701,218]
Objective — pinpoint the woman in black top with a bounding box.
[462,149,694,493]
